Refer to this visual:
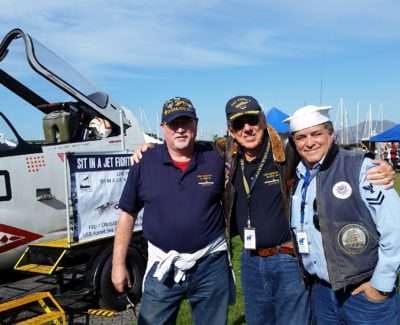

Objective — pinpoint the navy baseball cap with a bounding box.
[225,96,262,122]
[161,97,197,124]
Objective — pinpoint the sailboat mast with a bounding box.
[356,102,360,145]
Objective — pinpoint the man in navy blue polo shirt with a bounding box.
[112,97,231,325]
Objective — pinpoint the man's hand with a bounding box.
[131,143,155,164]
[366,159,395,189]
[352,281,388,302]
[112,263,132,293]
[112,211,135,293]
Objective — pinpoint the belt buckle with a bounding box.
[257,247,278,257]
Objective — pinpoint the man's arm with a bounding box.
[131,143,156,164]
[366,159,395,188]
[112,210,136,293]
[352,158,400,300]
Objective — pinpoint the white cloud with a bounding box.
[1,0,399,74]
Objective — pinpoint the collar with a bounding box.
[296,161,321,180]
[161,142,200,170]
[319,143,339,171]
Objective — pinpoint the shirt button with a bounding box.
[313,261,317,264]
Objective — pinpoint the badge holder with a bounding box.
[244,227,256,250]
[296,231,309,254]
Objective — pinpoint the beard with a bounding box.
[173,137,191,150]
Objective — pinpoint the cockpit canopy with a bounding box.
[0,29,130,144]
[0,28,130,146]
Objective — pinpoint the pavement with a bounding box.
[0,271,138,324]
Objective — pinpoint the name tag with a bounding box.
[296,231,309,254]
[244,227,256,250]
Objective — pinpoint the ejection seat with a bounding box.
[43,110,70,143]
[42,108,81,144]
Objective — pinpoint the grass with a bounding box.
[176,236,245,325]
[395,172,400,193]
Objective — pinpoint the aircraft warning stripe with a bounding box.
[87,309,118,317]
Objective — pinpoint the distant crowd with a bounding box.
[380,142,399,170]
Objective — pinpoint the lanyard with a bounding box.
[240,140,271,227]
[300,166,319,231]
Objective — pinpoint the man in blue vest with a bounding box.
[285,105,400,324]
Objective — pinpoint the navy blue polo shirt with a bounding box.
[119,142,225,253]
[233,138,291,248]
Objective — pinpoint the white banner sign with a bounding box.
[68,153,142,243]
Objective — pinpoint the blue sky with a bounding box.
[1,0,399,139]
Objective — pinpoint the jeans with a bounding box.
[311,280,399,325]
[241,250,311,325]
[138,251,231,325]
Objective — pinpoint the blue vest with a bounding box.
[305,146,378,290]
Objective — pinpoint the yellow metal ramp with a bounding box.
[30,238,71,248]
[0,291,66,324]
[14,237,103,275]
[14,246,67,275]
[15,263,64,274]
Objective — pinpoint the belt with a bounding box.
[253,243,295,257]
[311,275,372,293]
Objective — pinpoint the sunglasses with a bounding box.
[313,199,320,231]
[165,117,195,130]
[231,115,260,131]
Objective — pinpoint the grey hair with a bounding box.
[322,121,334,135]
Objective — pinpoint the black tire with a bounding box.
[98,247,146,311]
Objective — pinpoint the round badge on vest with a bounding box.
[332,181,352,199]
[337,224,369,255]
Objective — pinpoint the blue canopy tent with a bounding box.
[369,124,400,142]
[265,107,290,133]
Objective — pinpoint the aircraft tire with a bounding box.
[98,247,146,311]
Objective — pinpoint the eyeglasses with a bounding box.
[231,115,260,131]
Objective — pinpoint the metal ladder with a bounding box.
[0,291,66,324]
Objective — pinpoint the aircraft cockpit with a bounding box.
[40,100,115,144]
[0,28,145,276]
[0,28,134,157]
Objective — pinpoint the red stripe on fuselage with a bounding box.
[0,224,42,254]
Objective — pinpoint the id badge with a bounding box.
[244,227,256,250]
[296,231,309,254]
